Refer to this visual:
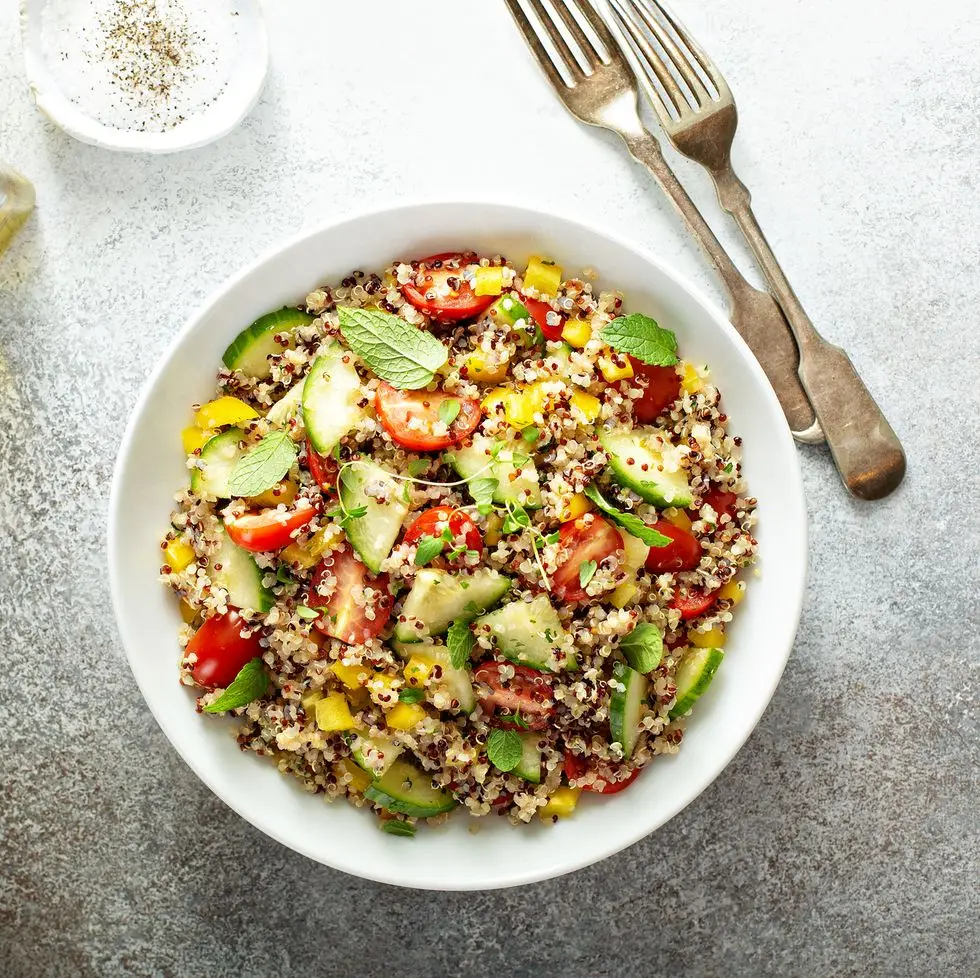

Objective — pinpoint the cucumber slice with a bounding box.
[339,462,410,573]
[212,527,274,613]
[601,429,693,508]
[364,758,457,817]
[302,342,366,455]
[222,307,315,380]
[190,427,247,499]
[350,734,403,777]
[391,642,477,714]
[473,594,574,672]
[609,660,647,759]
[394,569,511,644]
[487,294,541,347]
[513,731,542,784]
[446,435,542,509]
[265,382,304,430]
[669,646,724,719]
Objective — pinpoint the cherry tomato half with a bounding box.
[644,519,702,573]
[523,296,565,341]
[474,661,555,731]
[699,487,739,523]
[187,609,264,689]
[671,588,720,620]
[564,751,641,794]
[224,499,317,553]
[400,252,496,322]
[628,358,682,423]
[551,513,624,602]
[308,545,392,645]
[402,507,483,565]
[375,382,481,452]
[305,439,339,494]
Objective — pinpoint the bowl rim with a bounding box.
[108,199,807,889]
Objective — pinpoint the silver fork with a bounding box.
[607,0,906,500]
[504,0,820,444]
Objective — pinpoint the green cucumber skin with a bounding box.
[350,735,403,777]
[213,528,273,613]
[601,430,693,509]
[513,732,543,784]
[364,759,457,817]
[189,427,246,498]
[609,661,647,759]
[302,343,366,455]
[474,594,575,673]
[222,307,314,380]
[446,437,543,509]
[669,647,724,719]
[338,462,410,574]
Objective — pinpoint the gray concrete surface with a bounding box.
[1,1,977,975]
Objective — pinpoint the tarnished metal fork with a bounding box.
[504,0,820,443]
[607,0,906,499]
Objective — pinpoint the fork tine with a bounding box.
[560,0,624,64]
[607,0,684,117]
[505,0,573,90]
[624,0,713,108]
[550,0,609,69]
[645,0,731,98]
[525,0,587,81]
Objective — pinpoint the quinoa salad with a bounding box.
[159,250,758,835]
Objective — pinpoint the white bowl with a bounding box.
[108,201,807,890]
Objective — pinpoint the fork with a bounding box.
[505,0,820,445]
[606,0,906,500]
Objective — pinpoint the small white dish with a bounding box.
[20,0,268,153]
[108,201,808,890]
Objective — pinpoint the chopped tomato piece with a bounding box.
[523,296,565,341]
[628,358,682,423]
[644,519,702,573]
[400,252,495,322]
[307,545,392,645]
[474,662,554,731]
[551,513,624,602]
[699,486,739,523]
[564,751,641,794]
[402,506,483,565]
[187,610,263,689]
[305,439,339,493]
[224,499,316,552]
[671,588,720,620]
[374,382,481,452]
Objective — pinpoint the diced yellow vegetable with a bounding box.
[680,361,703,395]
[561,318,592,349]
[315,693,356,732]
[539,787,581,819]
[182,425,215,455]
[404,656,434,687]
[163,539,195,573]
[609,581,638,609]
[564,492,593,520]
[598,354,634,383]
[473,266,504,296]
[178,600,198,624]
[665,509,693,532]
[504,390,536,429]
[334,757,373,793]
[248,479,298,508]
[465,350,510,384]
[719,579,746,606]
[367,673,400,705]
[569,391,601,424]
[485,513,504,546]
[331,662,371,690]
[690,627,725,649]
[523,256,563,297]
[195,396,259,429]
[280,526,333,571]
[385,701,427,731]
[300,689,323,713]
[481,387,510,416]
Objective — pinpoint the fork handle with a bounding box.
[712,168,906,499]
[620,132,821,441]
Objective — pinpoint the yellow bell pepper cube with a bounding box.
[315,693,356,732]
[719,579,746,606]
[539,787,581,819]
[195,396,258,429]
[598,354,634,383]
[561,318,592,349]
[300,689,323,714]
[481,387,510,417]
[569,391,601,424]
[690,627,725,649]
[465,350,510,384]
[485,513,504,547]
[182,425,215,455]
[404,656,434,688]
[386,701,427,731]
[665,508,693,532]
[563,492,593,520]
[473,266,504,296]
[248,479,298,508]
[281,526,334,571]
[523,256,563,297]
[367,673,400,705]
[178,599,198,624]
[163,539,195,573]
[680,361,704,395]
[609,581,638,609]
[334,757,373,793]
[507,381,551,429]
[331,662,371,690]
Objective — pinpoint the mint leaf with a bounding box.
[497,711,530,729]
[438,398,461,426]
[522,427,540,444]
[338,306,447,389]
[381,819,416,838]
[620,622,664,674]
[468,477,498,516]
[227,431,297,497]
[203,658,269,713]
[543,531,560,545]
[407,458,430,477]
[601,313,678,367]
[583,484,673,548]
[276,563,292,584]
[579,560,597,588]
[486,729,522,772]
[446,619,475,669]
[295,605,319,620]
[398,687,424,704]
[501,504,531,535]
[414,535,445,566]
